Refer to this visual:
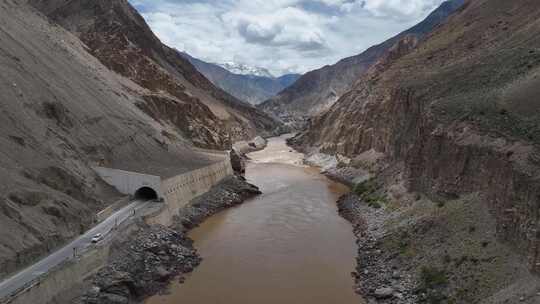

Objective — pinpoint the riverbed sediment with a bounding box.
[78,175,261,304]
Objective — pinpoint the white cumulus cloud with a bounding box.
[129,0,448,75]
[362,0,444,19]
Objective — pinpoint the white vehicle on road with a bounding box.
[91,233,103,243]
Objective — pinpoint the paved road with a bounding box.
[0,200,152,300]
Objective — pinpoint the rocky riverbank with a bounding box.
[332,166,540,304]
[79,175,261,304]
[174,175,262,231]
[337,193,418,304]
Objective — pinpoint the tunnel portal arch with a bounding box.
[134,187,159,201]
[93,167,162,201]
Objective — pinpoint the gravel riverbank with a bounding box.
[79,175,261,304]
[337,194,418,304]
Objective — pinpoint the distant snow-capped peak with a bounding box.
[217,62,274,78]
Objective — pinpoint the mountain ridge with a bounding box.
[259,0,465,129]
[30,0,280,147]
[180,51,301,105]
[217,61,274,78]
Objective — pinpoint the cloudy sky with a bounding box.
[129,0,446,76]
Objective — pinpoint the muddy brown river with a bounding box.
[146,135,362,304]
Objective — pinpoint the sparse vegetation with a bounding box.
[353,178,378,196]
[336,161,349,168]
[443,254,452,264]
[429,49,540,145]
[353,178,388,208]
[418,266,449,304]
[420,266,448,289]
[399,240,416,258]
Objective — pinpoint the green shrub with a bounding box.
[336,161,348,168]
[353,178,378,196]
[369,201,382,209]
[417,267,449,304]
[420,266,448,289]
[353,178,389,209]
[399,240,409,254]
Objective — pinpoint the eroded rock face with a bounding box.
[137,95,229,149]
[295,0,540,270]
[30,0,280,149]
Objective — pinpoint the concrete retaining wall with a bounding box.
[150,158,233,226]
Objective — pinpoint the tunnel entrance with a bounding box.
[134,187,158,201]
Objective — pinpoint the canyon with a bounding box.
[1,0,540,303]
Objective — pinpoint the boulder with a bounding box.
[98,293,129,304]
[230,149,245,174]
[374,287,394,299]
[156,266,172,282]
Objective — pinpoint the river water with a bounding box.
[146,135,362,304]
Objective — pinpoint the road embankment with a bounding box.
[78,175,261,304]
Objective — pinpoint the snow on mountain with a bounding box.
[217,62,274,78]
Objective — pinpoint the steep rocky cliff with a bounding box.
[294,0,540,285]
[259,0,464,129]
[30,0,280,147]
[181,52,300,105]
